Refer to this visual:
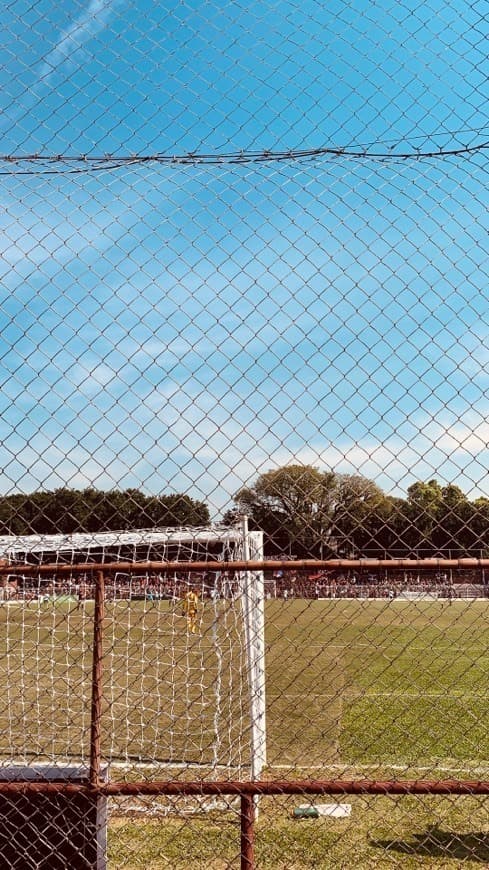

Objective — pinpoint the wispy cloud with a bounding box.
[39,0,122,84]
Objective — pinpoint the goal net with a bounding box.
[0,521,266,798]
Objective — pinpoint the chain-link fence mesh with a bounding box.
[1,0,489,866]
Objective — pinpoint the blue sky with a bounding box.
[0,0,488,516]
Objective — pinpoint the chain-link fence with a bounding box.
[1,0,489,866]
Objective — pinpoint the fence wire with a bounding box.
[1,0,489,867]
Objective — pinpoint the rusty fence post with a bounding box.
[241,793,255,870]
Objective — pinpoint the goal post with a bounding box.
[0,522,267,805]
[101,520,267,790]
[240,515,267,785]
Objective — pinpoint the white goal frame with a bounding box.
[240,515,267,785]
[0,520,267,794]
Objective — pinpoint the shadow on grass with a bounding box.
[371,826,489,863]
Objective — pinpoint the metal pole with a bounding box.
[240,794,255,870]
[0,778,488,796]
[89,570,105,787]
[6,556,489,577]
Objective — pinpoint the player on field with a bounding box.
[182,588,200,633]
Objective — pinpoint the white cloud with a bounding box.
[39,0,122,84]
[436,420,489,456]
[5,410,489,519]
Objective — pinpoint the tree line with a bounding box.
[0,488,209,536]
[1,467,489,557]
[229,466,489,557]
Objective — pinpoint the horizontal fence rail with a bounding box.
[0,780,488,796]
[3,557,489,575]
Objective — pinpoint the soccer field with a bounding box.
[265,598,489,778]
[0,597,488,775]
[1,597,489,868]
[115,597,489,869]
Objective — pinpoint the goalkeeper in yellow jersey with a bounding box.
[182,588,200,634]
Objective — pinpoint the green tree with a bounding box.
[0,488,209,535]
[234,465,388,557]
[471,497,489,554]
[433,484,474,553]
[404,480,444,552]
[235,465,337,556]
[331,475,394,555]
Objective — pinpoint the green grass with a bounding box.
[265,599,489,776]
[1,597,489,867]
[109,797,489,869]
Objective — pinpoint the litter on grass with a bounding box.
[293,804,351,819]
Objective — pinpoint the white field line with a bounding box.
[6,642,489,665]
[270,761,489,774]
[108,760,244,771]
[106,759,489,776]
[317,598,489,602]
[268,691,489,698]
[4,641,489,654]
[275,642,489,651]
[4,757,487,777]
